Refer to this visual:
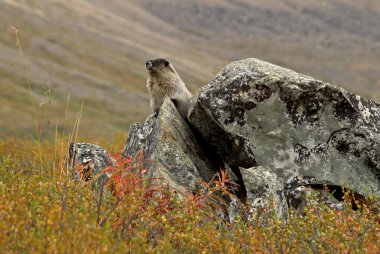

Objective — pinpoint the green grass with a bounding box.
[0,137,379,253]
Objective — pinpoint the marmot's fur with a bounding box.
[145,58,192,119]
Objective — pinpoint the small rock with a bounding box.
[240,166,289,222]
[68,143,116,189]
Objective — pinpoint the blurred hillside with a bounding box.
[1,0,379,139]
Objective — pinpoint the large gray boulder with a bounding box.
[188,58,380,197]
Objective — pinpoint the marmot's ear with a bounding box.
[165,61,169,67]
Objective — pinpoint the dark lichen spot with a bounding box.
[333,97,359,122]
[245,101,256,110]
[334,140,352,155]
[241,83,251,93]
[285,175,317,190]
[253,84,272,102]
[311,143,328,154]
[285,90,327,125]
[294,144,311,161]
[224,116,235,125]
[280,82,364,126]
[327,128,373,158]
[207,75,272,126]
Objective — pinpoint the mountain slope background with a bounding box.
[1,0,379,139]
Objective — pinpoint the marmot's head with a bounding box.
[145,58,176,75]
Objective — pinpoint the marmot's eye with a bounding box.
[165,61,169,67]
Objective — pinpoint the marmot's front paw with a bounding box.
[153,109,160,117]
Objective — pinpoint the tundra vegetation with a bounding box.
[0,135,379,253]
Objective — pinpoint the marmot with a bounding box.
[145,58,192,119]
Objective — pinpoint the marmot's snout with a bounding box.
[145,58,170,72]
[145,60,153,71]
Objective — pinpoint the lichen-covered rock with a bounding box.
[188,58,380,197]
[227,195,247,223]
[123,98,217,196]
[285,176,347,216]
[123,99,248,221]
[68,143,116,189]
[240,166,289,222]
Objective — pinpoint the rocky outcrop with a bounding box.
[69,58,380,223]
[188,58,380,198]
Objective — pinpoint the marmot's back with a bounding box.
[145,58,192,119]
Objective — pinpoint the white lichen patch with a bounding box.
[267,129,282,136]
[357,97,372,123]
